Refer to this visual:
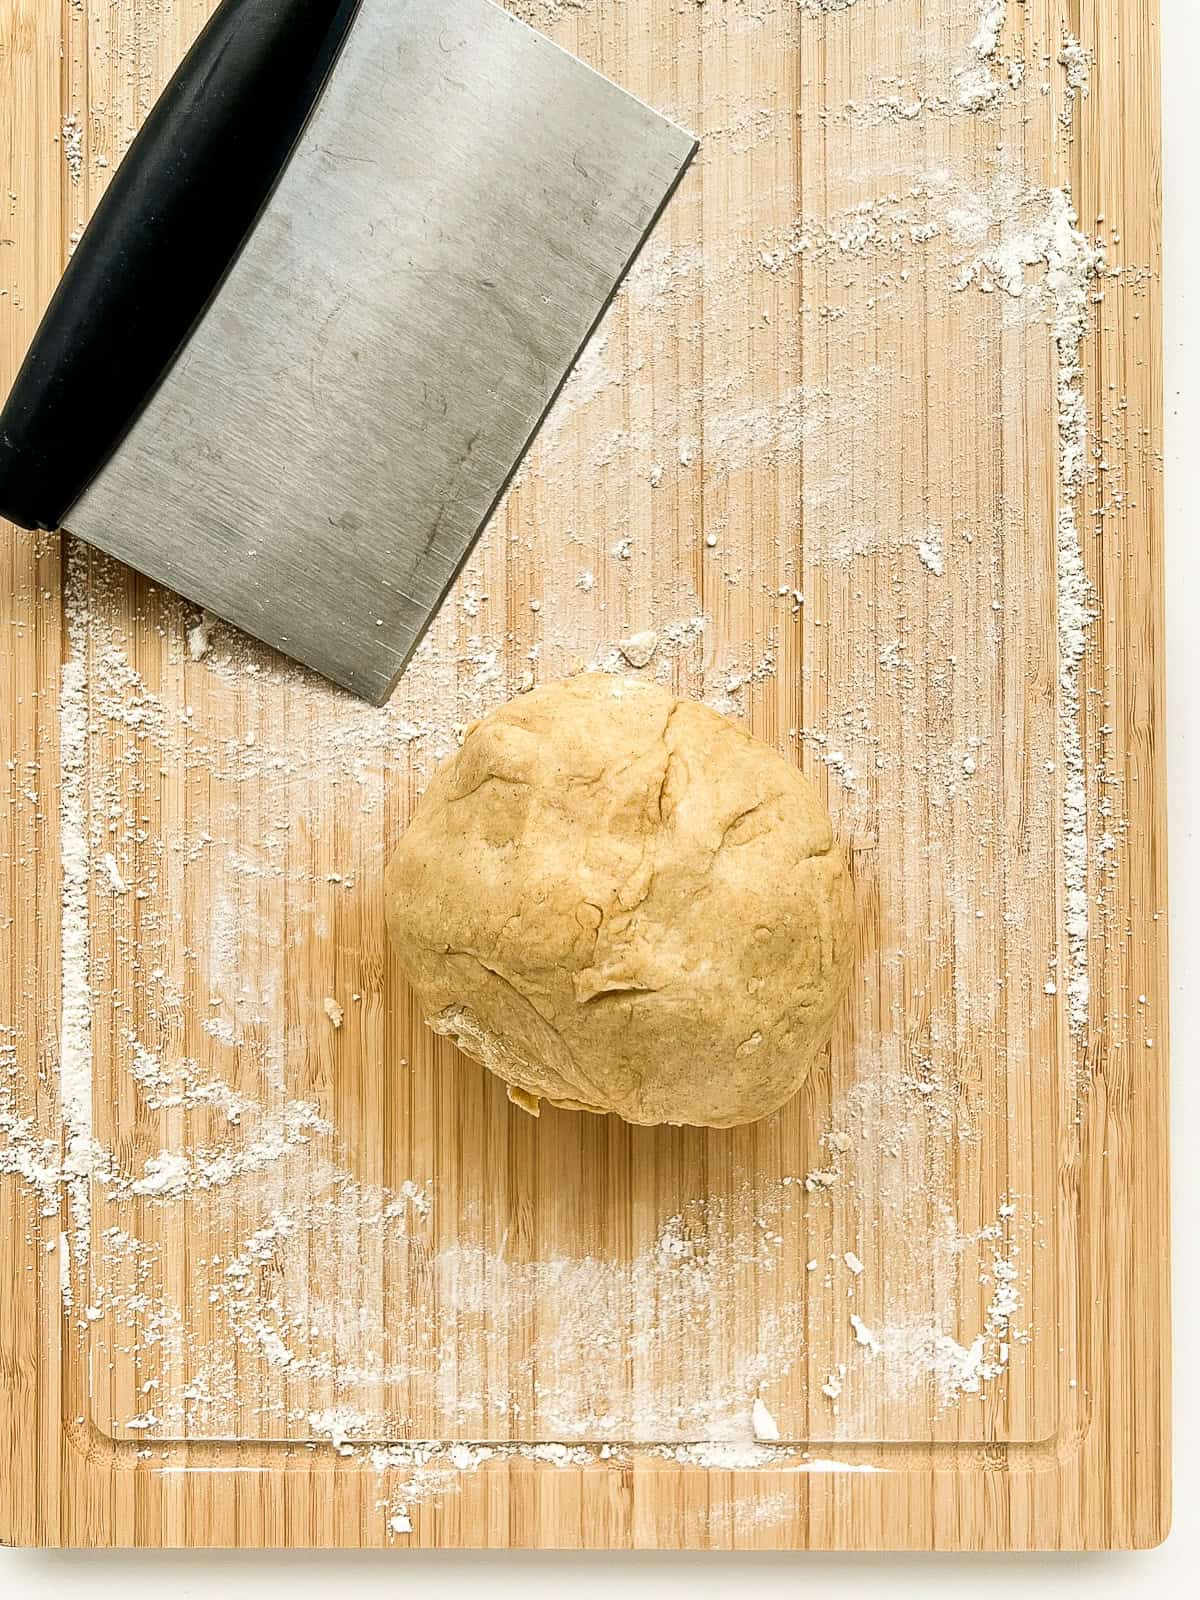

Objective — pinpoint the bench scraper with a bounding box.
[0,0,696,703]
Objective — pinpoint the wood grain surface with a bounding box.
[0,0,1167,1549]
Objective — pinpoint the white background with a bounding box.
[3,0,1196,1590]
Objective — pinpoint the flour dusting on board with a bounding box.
[0,0,1128,1539]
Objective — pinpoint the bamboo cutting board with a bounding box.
[0,0,1167,1551]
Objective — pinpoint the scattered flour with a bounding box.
[61,114,83,184]
[0,1,1111,1541]
[58,595,98,1269]
[970,1,1006,60]
[916,532,945,576]
[1058,34,1090,126]
[122,1101,330,1200]
[99,851,128,894]
[751,1396,781,1441]
[619,630,659,668]
[187,613,215,661]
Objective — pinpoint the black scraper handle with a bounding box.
[0,0,361,532]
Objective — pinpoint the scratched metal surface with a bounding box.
[68,0,694,702]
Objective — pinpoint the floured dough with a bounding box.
[385,675,854,1127]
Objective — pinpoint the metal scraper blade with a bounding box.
[65,0,696,703]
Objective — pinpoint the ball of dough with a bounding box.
[385,675,854,1127]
